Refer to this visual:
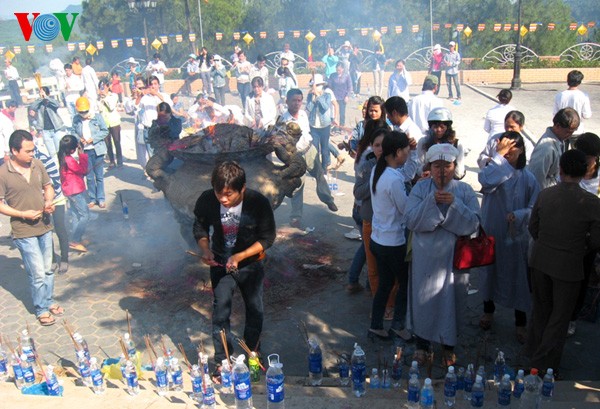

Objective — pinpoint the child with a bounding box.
[57,135,90,253]
[110,71,124,105]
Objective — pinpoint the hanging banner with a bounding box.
[381,26,388,34]
[547,23,556,31]
[588,22,596,28]
[577,24,588,36]
[503,24,511,32]
[141,37,147,46]
[176,34,183,42]
[513,23,519,31]
[277,31,284,39]
[126,38,133,47]
[464,26,472,37]
[456,24,464,32]
[259,31,267,39]
[189,33,196,42]
[67,43,76,51]
[433,23,440,31]
[243,32,254,46]
[79,42,86,51]
[337,28,346,36]
[520,26,528,37]
[305,30,315,62]
[478,24,485,31]
[97,40,104,49]
[494,23,501,32]
[360,28,369,36]
[5,49,16,59]
[444,23,452,29]
[320,29,327,37]
[151,38,162,50]
[160,35,168,44]
[293,30,300,38]
[45,44,53,53]
[215,32,223,41]
[569,23,577,31]
[233,32,240,40]
[395,25,402,34]
[411,25,419,33]
[111,39,119,48]
[13,46,21,54]
[27,45,35,54]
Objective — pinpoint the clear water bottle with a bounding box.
[170,357,184,391]
[471,375,485,408]
[191,364,203,402]
[154,357,169,396]
[165,348,175,386]
[220,358,233,393]
[76,349,92,386]
[464,364,475,400]
[391,354,402,388]
[125,359,140,396]
[11,353,25,389]
[541,368,555,402]
[307,337,323,386]
[497,373,512,407]
[249,351,261,383]
[457,367,465,394]
[266,354,285,409]
[45,365,60,396]
[21,330,36,366]
[201,374,216,409]
[408,360,420,385]
[89,357,105,394]
[123,333,137,361]
[513,369,525,399]
[381,368,391,389]
[119,354,128,382]
[494,351,506,386]
[338,354,350,386]
[20,353,35,387]
[199,352,210,375]
[407,373,420,409]
[351,343,366,397]
[0,344,8,381]
[477,365,486,383]
[521,368,542,409]
[73,332,91,361]
[232,355,253,409]
[444,365,458,407]
[370,368,380,389]
[420,377,434,409]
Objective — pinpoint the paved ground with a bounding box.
[1,79,599,396]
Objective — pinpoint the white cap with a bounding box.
[425,143,459,164]
[309,73,327,86]
[448,366,455,373]
[189,53,197,59]
[449,41,456,46]
[156,357,164,366]
[425,377,432,385]
[213,54,222,61]
[433,44,441,51]
[90,357,97,365]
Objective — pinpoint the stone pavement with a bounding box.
[1,80,599,407]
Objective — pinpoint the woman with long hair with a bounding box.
[57,135,90,253]
[355,97,388,166]
[367,131,416,340]
[478,131,539,344]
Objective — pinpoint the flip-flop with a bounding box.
[49,305,65,316]
[38,313,56,326]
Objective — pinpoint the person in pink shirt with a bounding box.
[57,135,89,253]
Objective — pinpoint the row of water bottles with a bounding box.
[229,353,285,409]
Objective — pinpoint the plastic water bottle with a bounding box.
[119,354,128,382]
[457,367,465,394]
[464,364,475,400]
[199,352,210,375]
[494,351,506,386]
[165,348,175,386]
[220,358,233,393]
[76,349,92,386]
[201,374,216,409]
[444,365,458,407]
[471,375,485,407]
[125,359,140,396]
[351,343,366,397]
[307,337,323,386]
[521,368,542,409]
[123,333,137,360]
[11,353,25,389]
[391,354,402,388]
[170,357,184,391]
[420,377,434,409]
[497,373,512,407]
[541,368,555,402]
[190,364,203,401]
[21,330,36,365]
[89,357,105,394]
[122,200,129,219]
[20,354,35,387]
[232,355,253,409]
[370,368,380,388]
[0,344,8,381]
[45,365,60,396]
[154,357,169,396]
[338,354,350,386]
[477,365,486,383]
[513,369,525,399]
[408,360,420,384]
[407,374,420,409]
[266,354,285,409]
[249,351,261,383]
[381,368,391,389]
[73,332,91,361]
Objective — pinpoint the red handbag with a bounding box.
[453,226,496,270]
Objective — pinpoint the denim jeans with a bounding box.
[337,99,347,126]
[68,192,90,243]
[238,82,251,111]
[446,73,461,98]
[85,149,105,205]
[42,130,65,157]
[369,240,409,330]
[310,125,332,170]
[210,261,264,363]
[13,231,55,317]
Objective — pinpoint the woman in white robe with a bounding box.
[478,131,539,344]
[406,144,480,365]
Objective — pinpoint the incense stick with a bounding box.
[126,310,132,338]
[144,336,155,368]
[118,337,130,361]
[219,329,230,364]
[177,343,192,371]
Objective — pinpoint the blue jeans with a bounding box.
[238,82,251,111]
[446,72,461,99]
[86,149,105,205]
[42,130,65,157]
[310,125,332,171]
[13,231,55,317]
[348,205,366,284]
[68,192,90,243]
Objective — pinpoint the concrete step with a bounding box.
[1,374,599,408]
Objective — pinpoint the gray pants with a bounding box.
[290,145,334,220]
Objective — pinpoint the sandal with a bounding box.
[479,313,493,330]
[98,202,106,209]
[49,305,65,316]
[88,202,95,209]
[384,307,394,321]
[38,313,56,326]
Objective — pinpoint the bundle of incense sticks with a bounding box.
[118,337,130,361]
[144,335,156,368]
[62,320,82,351]
[238,339,265,371]
[177,343,192,371]
[219,329,230,363]
[2,334,17,357]
[126,310,132,338]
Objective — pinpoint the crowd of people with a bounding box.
[1,43,599,381]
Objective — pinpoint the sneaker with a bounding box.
[567,321,576,337]
[344,228,362,240]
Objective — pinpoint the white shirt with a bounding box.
[251,65,270,90]
[4,65,19,81]
[395,116,425,145]
[553,89,592,134]
[139,93,172,127]
[484,103,516,137]
[281,110,312,152]
[64,73,84,101]
[370,166,408,247]
[244,92,277,129]
[0,112,14,154]
[187,60,200,75]
[408,91,444,133]
[146,60,168,84]
[81,65,98,95]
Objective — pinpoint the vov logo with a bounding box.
[14,13,79,42]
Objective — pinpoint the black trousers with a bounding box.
[105,125,122,166]
[8,79,21,106]
[211,261,264,363]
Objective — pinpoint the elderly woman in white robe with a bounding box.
[406,143,480,366]
[478,131,539,344]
